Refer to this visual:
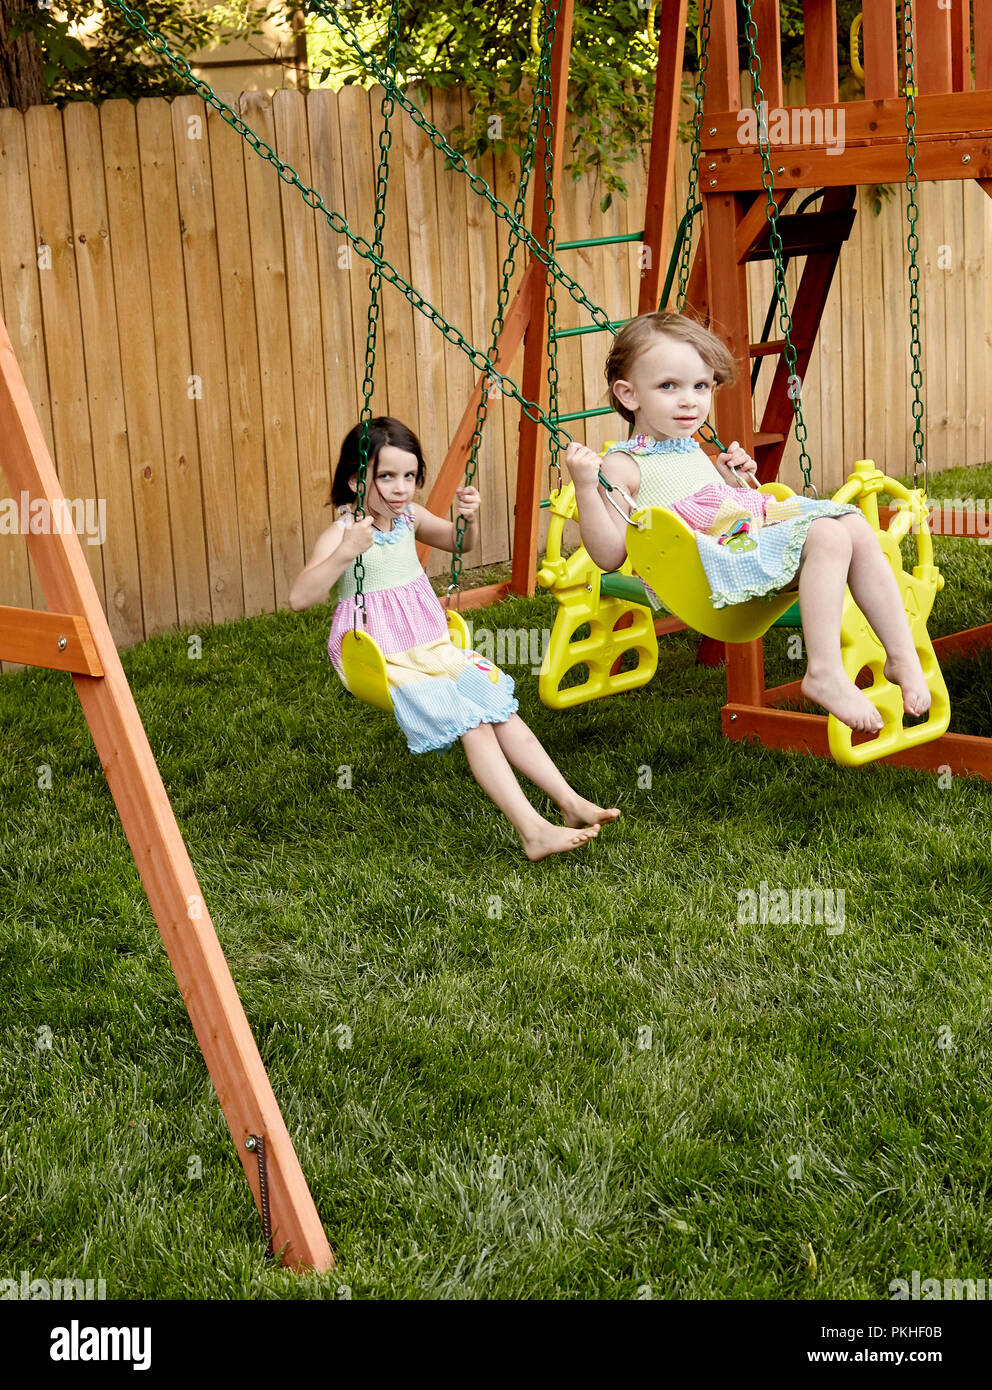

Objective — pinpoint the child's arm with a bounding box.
[565,442,637,573]
[410,486,481,553]
[289,513,375,611]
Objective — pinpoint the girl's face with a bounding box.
[611,335,715,440]
[349,444,420,523]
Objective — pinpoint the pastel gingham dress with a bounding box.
[327,507,518,753]
[602,435,858,608]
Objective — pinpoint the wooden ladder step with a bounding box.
[744,209,857,260]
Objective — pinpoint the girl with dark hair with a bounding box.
[291,417,619,859]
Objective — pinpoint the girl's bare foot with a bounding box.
[522,822,600,861]
[801,670,885,732]
[562,795,622,829]
[884,654,932,718]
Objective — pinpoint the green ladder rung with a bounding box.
[599,572,662,615]
[550,321,626,342]
[557,231,645,250]
[556,406,614,423]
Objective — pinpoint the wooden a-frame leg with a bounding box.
[0,315,332,1272]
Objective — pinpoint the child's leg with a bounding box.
[836,513,931,716]
[798,518,885,732]
[491,713,620,827]
[460,723,600,861]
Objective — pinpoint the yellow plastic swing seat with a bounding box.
[625,480,800,643]
[537,482,660,709]
[826,461,949,766]
[340,609,471,713]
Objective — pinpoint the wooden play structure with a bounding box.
[420,0,992,777]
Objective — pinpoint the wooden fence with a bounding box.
[1,80,990,660]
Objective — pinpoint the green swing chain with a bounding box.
[740,0,816,495]
[902,0,926,489]
[448,0,560,601]
[351,0,403,631]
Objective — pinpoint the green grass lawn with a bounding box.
[1,463,991,1300]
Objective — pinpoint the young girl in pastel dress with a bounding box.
[564,312,931,734]
[290,417,619,860]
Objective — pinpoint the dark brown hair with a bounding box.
[329,417,427,507]
[605,311,738,425]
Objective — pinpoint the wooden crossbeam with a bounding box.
[0,311,332,1272]
[722,703,992,779]
[702,91,992,151]
[707,139,992,191]
[0,606,103,675]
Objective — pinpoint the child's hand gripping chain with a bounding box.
[568,311,932,734]
[291,417,620,860]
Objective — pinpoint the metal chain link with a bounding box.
[903,0,926,488]
[306,0,616,337]
[351,0,402,627]
[676,0,712,309]
[448,0,559,599]
[740,0,815,493]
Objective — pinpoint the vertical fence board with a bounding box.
[209,91,274,619]
[0,108,49,659]
[239,91,304,609]
[136,98,212,633]
[461,91,509,568]
[172,96,244,624]
[307,89,359,488]
[24,105,105,599]
[101,100,179,639]
[63,102,143,648]
[400,85,451,515]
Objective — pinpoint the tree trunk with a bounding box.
[0,0,47,109]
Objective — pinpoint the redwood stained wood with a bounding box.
[0,308,332,1271]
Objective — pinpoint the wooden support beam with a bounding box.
[916,0,953,95]
[0,606,103,675]
[512,0,575,599]
[417,260,541,569]
[0,312,333,1272]
[706,137,992,189]
[639,0,689,312]
[804,0,839,105]
[977,0,992,89]
[753,0,784,110]
[706,0,741,112]
[950,0,971,91]
[932,623,992,660]
[755,189,856,482]
[863,0,899,100]
[702,91,992,149]
[722,703,992,778]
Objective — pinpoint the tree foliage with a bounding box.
[303,0,867,205]
[6,0,258,104]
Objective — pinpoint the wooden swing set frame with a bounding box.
[3,0,992,1279]
[421,0,992,780]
